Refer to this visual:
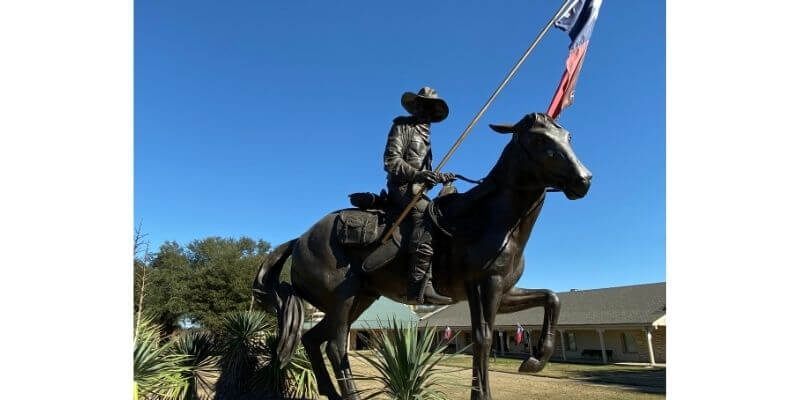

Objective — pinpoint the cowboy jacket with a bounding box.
[384,116,432,193]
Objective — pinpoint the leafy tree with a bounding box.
[135,236,272,334]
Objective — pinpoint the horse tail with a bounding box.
[251,238,303,368]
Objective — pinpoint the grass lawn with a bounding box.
[335,352,665,400]
[438,354,666,389]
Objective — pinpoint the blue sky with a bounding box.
[135,0,664,292]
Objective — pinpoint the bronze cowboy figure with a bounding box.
[382,87,455,305]
[253,108,592,400]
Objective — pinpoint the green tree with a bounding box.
[135,236,272,334]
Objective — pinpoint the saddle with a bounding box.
[335,189,451,272]
[336,182,491,272]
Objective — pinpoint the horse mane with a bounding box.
[438,140,516,215]
[433,141,519,239]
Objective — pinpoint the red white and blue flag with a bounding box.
[515,324,524,345]
[546,0,604,119]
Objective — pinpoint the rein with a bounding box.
[451,134,561,192]
[452,173,561,192]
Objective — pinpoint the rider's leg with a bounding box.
[407,202,452,305]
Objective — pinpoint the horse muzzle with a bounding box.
[564,171,592,200]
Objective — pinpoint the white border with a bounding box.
[0,1,132,398]
[2,1,799,398]
[668,1,799,397]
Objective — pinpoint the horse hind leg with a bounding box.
[324,294,376,400]
[497,287,561,373]
[301,317,341,400]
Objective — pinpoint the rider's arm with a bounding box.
[383,124,418,183]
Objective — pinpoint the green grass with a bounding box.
[341,353,664,399]
[438,355,665,389]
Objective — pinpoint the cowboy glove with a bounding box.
[414,170,441,187]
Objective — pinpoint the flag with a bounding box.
[444,326,452,340]
[515,324,524,345]
[546,0,604,119]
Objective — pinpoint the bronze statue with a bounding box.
[253,111,592,400]
[383,87,454,305]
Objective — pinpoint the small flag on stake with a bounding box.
[546,0,604,119]
[515,324,524,345]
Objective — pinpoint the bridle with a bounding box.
[450,133,563,193]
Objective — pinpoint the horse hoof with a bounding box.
[519,357,546,373]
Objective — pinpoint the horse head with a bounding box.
[490,112,592,199]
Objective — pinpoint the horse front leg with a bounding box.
[497,287,560,373]
[466,276,503,400]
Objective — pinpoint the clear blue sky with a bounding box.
[135,0,664,292]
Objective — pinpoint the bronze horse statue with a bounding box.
[253,112,592,400]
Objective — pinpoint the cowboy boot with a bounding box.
[407,243,452,305]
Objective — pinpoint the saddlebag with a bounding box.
[334,210,380,246]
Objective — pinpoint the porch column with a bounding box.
[558,330,567,361]
[498,331,505,355]
[597,329,607,364]
[529,328,534,356]
[645,327,655,366]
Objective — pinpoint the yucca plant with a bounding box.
[215,310,272,398]
[172,330,218,400]
[134,317,191,400]
[351,319,457,400]
[250,334,318,399]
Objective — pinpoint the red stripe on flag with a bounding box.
[546,42,589,119]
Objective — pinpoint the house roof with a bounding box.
[304,297,420,330]
[351,297,419,330]
[421,282,666,328]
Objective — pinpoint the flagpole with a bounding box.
[381,0,575,243]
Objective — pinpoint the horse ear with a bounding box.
[489,123,515,134]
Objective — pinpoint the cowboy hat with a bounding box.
[401,86,449,123]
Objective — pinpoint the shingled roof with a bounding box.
[421,282,666,328]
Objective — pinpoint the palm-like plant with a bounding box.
[352,319,456,400]
[134,317,191,400]
[250,333,318,399]
[135,309,317,399]
[215,310,272,398]
[172,331,218,400]
[216,310,318,399]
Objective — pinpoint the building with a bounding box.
[421,282,666,365]
[306,297,420,351]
